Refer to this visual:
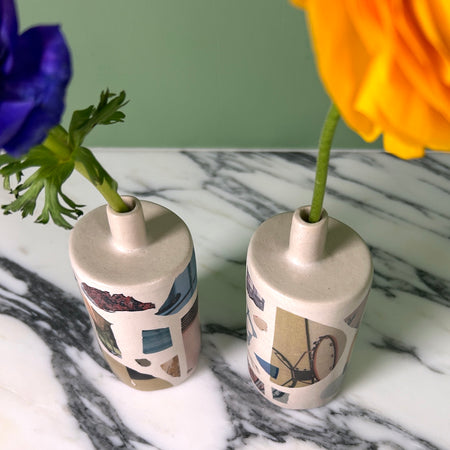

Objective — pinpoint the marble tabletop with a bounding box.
[0,149,448,450]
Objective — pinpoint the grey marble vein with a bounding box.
[203,325,442,450]
[370,245,450,308]
[0,257,156,450]
[370,335,444,375]
[0,149,448,449]
[2,253,444,450]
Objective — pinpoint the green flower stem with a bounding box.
[74,159,130,213]
[44,126,130,214]
[308,103,340,223]
[0,90,130,229]
[43,126,72,160]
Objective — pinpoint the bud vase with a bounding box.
[69,196,201,390]
[246,206,372,409]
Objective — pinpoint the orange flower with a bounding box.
[292,0,450,158]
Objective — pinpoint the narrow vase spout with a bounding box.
[107,196,149,251]
[287,206,328,264]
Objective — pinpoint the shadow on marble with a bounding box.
[198,259,247,328]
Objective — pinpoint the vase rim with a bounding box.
[107,195,139,217]
[297,205,328,225]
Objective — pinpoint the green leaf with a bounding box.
[68,89,128,148]
[0,145,83,229]
[0,88,129,228]
[0,153,17,166]
[36,170,83,229]
[69,106,95,148]
[3,173,45,218]
[0,153,23,190]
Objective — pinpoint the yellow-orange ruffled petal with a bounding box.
[296,0,450,158]
[383,134,424,159]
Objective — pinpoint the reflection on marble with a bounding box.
[0,149,448,449]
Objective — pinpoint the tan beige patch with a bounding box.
[161,355,181,377]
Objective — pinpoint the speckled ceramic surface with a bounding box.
[246,206,372,409]
[69,196,200,390]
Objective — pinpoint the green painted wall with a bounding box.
[18,0,378,149]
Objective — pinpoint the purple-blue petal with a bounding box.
[9,25,71,85]
[0,99,33,147]
[0,0,18,73]
[1,25,71,156]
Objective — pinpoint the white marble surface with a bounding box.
[0,149,449,449]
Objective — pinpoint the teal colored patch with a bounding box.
[142,328,172,354]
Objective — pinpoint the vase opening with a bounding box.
[123,196,137,212]
[110,195,138,216]
[299,206,325,224]
[107,196,149,251]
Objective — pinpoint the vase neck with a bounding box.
[107,196,149,251]
[287,206,328,264]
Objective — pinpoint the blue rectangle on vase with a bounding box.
[142,328,173,354]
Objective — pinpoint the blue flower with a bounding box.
[0,0,71,156]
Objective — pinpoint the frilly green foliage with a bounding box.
[0,89,128,229]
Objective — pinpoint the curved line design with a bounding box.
[156,252,197,316]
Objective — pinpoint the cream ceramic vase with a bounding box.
[69,196,201,390]
[246,206,372,409]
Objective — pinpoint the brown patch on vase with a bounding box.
[161,355,181,377]
[182,298,201,373]
[135,358,151,367]
[253,315,268,331]
[270,307,346,388]
[101,349,172,391]
[82,282,155,312]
